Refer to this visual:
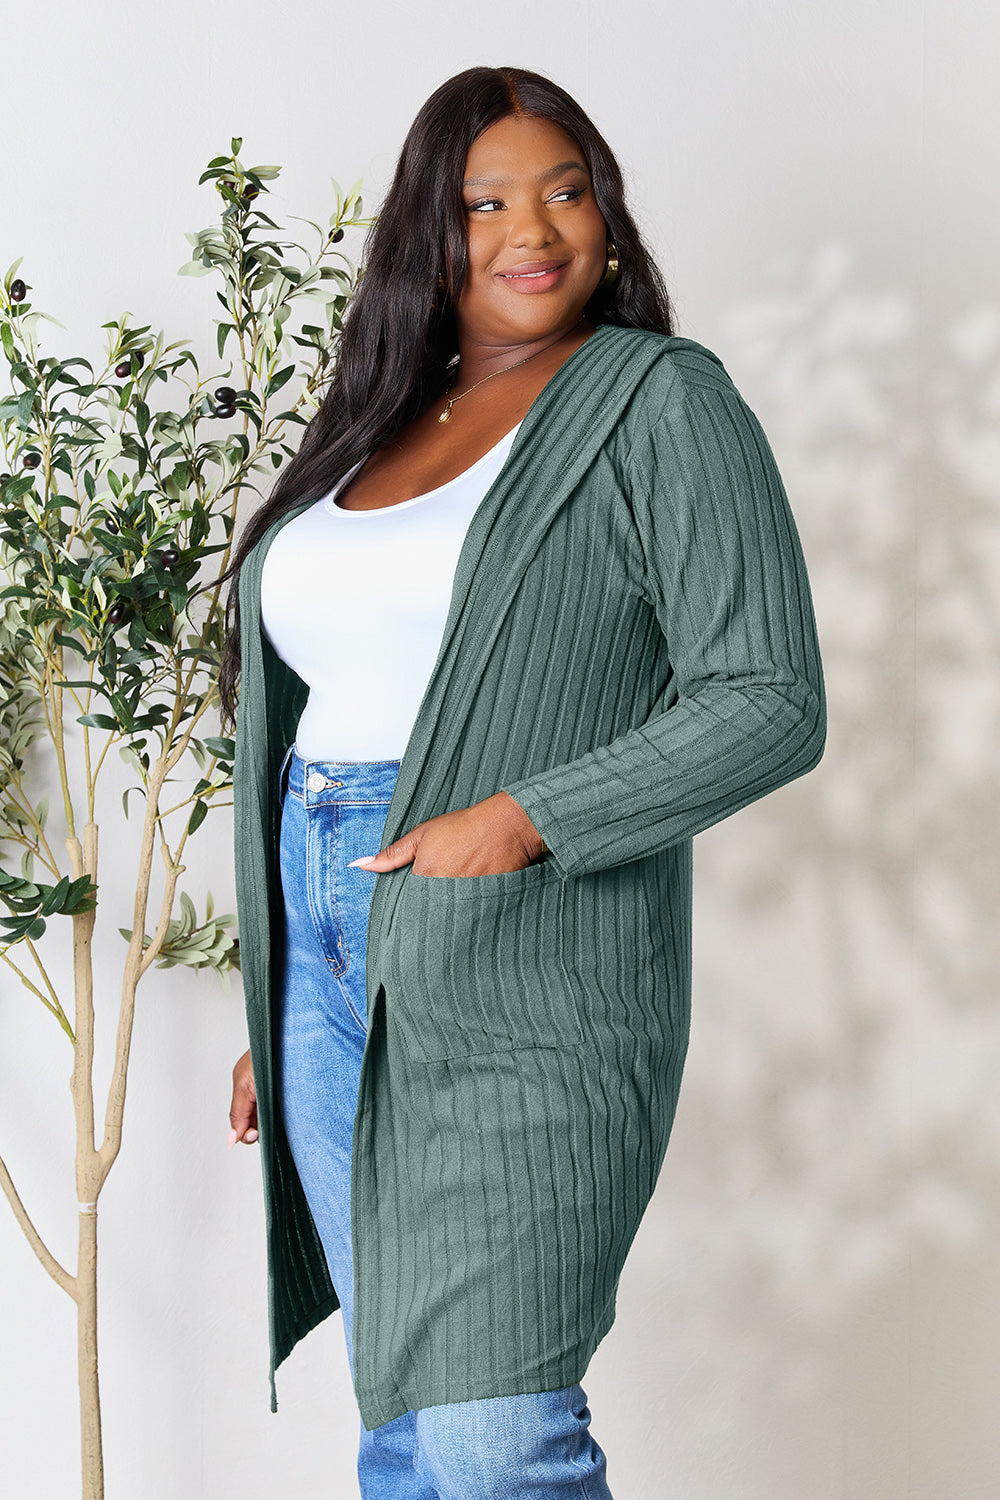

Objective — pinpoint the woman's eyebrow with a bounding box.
[462,159,588,189]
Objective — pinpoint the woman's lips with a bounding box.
[497,262,569,293]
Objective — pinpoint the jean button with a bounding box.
[307,771,328,792]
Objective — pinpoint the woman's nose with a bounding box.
[507,201,558,248]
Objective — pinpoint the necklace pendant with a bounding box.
[438,404,451,423]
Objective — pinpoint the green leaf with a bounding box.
[122,785,136,819]
[265,364,295,397]
[135,399,150,437]
[1,474,38,502]
[204,736,235,760]
[77,712,119,730]
[66,875,98,915]
[38,876,71,917]
[296,287,342,304]
[186,799,208,835]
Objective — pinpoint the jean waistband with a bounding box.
[281,742,402,805]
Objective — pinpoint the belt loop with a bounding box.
[277,742,295,804]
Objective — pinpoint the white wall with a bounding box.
[1,2,994,1496]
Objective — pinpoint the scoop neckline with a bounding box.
[324,420,525,517]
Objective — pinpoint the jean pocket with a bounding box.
[305,802,387,979]
[387,864,586,1063]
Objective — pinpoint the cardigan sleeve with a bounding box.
[499,362,827,880]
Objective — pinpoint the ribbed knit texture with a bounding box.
[233,323,827,1428]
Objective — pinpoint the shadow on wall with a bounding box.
[601,244,999,1497]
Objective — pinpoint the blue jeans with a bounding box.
[276,745,614,1500]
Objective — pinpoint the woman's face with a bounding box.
[454,114,609,347]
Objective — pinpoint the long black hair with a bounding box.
[213,64,676,731]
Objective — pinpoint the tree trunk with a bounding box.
[67,822,104,1498]
[78,1206,103,1500]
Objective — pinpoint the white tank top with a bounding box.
[260,422,523,761]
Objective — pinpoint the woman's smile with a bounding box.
[496,259,571,292]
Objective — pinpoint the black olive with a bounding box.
[115,350,144,379]
[22,451,41,469]
[105,518,119,534]
[0,472,10,484]
[213,403,236,419]
[214,386,237,405]
[107,601,127,624]
[331,229,344,243]
[220,179,237,194]
[160,547,181,566]
[10,279,26,301]
[242,183,260,201]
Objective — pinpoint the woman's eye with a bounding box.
[466,186,585,213]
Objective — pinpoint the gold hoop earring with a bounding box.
[599,241,620,288]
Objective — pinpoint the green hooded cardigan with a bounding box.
[233,322,827,1429]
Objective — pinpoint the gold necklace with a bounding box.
[438,316,586,424]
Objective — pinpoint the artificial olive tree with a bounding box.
[0,139,369,1500]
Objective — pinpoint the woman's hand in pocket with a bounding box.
[349,791,546,877]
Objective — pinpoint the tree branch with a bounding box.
[0,1151,77,1299]
[0,948,76,1040]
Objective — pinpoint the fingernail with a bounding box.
[227,1128,237,1150]
[349,856,376,868]
[245,1129,258,1144]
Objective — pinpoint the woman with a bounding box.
[219,65,826,1499]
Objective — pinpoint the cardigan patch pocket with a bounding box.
[388,861,586,1063]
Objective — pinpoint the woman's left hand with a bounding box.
[349,792,546,877]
